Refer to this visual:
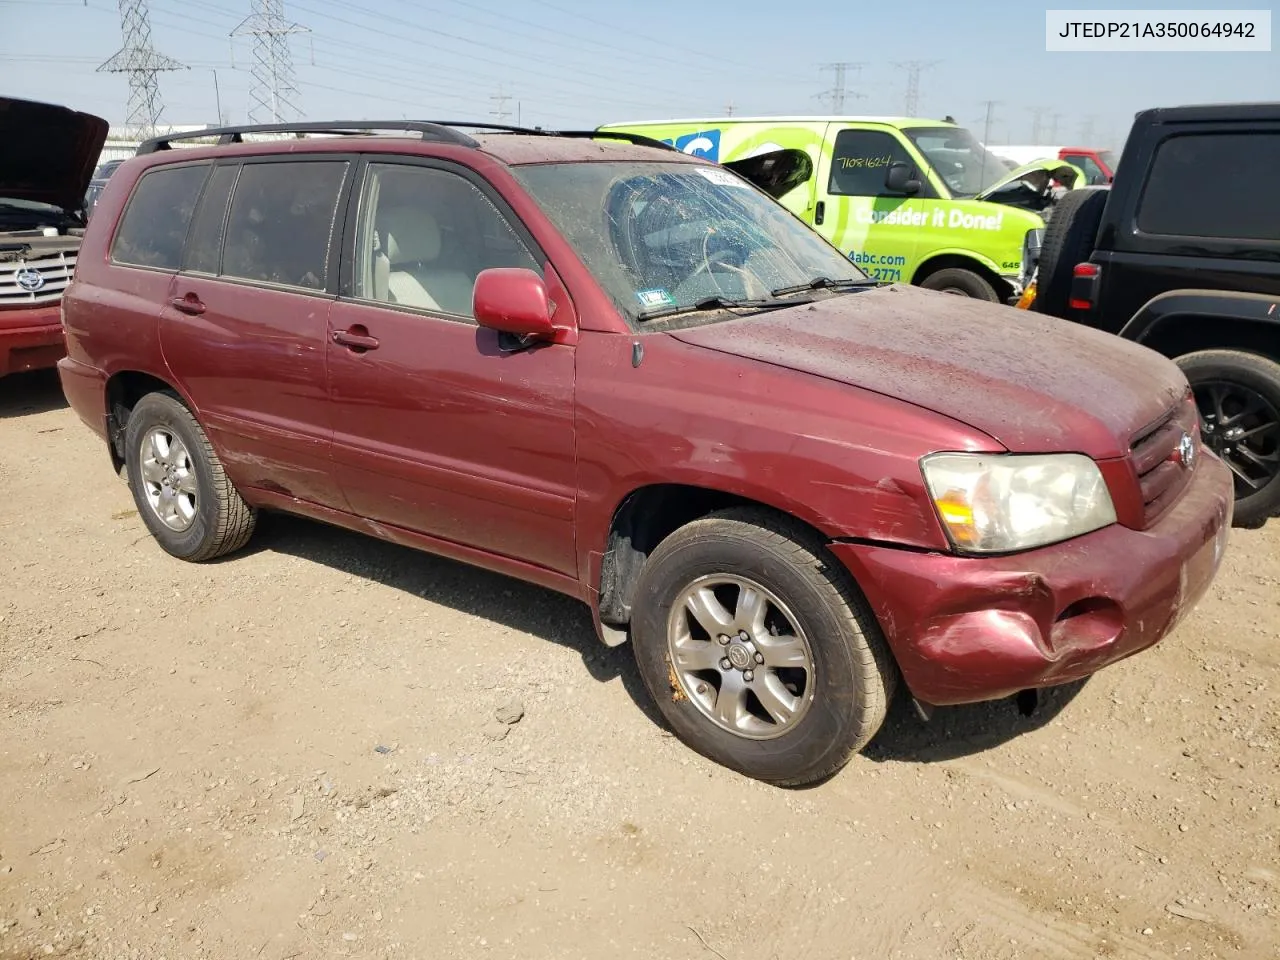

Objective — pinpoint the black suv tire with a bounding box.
[629,507,897,786]
[1032,187,1108,318]
[1176,349,1280,529]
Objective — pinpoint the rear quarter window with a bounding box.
[1137,132,1280,242]
[111,164,210,270]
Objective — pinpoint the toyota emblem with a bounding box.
[15,267,45,292]
[1177,432,1196,469]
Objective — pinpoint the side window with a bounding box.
[222,161,349,291]
[184,164,239,274]
[1138,132,1280,242]
[1062,153,1103,184]
[352,163,541,319]
[111,164,210,270]
[828,130,915,197]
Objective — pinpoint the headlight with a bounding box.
[921,452,1116,554]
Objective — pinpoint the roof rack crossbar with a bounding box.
[137,120,479,155]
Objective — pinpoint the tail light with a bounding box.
[1069,262,1100,311]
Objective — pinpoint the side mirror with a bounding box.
[473,267,556,340]
[885,161,921,196]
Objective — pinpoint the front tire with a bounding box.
[630,508,897,786]
[1176,349,1280,529]
[919,267,999,302]
[124,391,257,561]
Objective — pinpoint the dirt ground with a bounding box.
[0,368,1277,960]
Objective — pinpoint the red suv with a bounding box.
[59,121,1233,785]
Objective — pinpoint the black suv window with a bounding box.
[351,163,540,319]
[1138,132,1280,242]
[828,129,915,197]
[221,161,349,291]
[111,164,210,270]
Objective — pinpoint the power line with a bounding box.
[892,60,939,117]
[231,0,310,124]
[1047,111,1063,142]
[817,62,865,113]
[97,0,187,137]
[976,100,1002,183]
[1029,106,1048,143]
[489,85,511,122]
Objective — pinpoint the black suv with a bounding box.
[1033,102,1280,528]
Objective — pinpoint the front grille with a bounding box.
[0,251,77,306]
[1130,397,1200,527]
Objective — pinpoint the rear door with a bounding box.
[159,155,354,509]
[813,125,924,283]
[325,157,578,576]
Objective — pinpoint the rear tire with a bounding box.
[1176,349,1280,529]
[629,508,897,786]
[919,267,999,302]
[124,391,257,561]
[1032,186,1108,317]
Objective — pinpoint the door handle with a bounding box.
[170,294,205,315]
[814,200,825,226]
[332,327,380,351]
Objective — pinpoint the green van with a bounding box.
[597,116,1082,303]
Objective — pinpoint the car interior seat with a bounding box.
[379,208,475,315]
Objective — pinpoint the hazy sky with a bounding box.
[2,0,1275,148]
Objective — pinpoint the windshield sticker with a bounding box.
[637,288,676,308]
[696,167,748,188]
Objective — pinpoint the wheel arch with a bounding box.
[1120,291,1280,363]
[103,369,195,472]
[594,483,836,643]
[911,251,1009,298]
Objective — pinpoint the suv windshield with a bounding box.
[903,126,1010,198]
[511,161,868,323]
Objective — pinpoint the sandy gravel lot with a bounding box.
[1,368,1277,960]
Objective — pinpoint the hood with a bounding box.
[0,97,110,212]
[668,284,1187,459]
[976,157,1081,201]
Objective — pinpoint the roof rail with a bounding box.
[136,120,480,154]
[134,119,678,156]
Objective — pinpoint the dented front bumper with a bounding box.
[832,450,1233,706]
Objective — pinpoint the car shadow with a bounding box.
[249,513,663,727]
[863,676,1090,765]
[0,368,67,418]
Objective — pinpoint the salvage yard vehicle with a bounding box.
[993,145,1117,184]
[0,97,108,378]
[598,115,1083,303]
[59,120,1232,786]
[1033,102,1280,529]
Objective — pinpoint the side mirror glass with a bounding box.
[473,267,556,340]
[885,161,921,196]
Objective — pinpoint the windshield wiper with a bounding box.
[636,295,807,322]
[770,276,872,297]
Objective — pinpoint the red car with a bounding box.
[0,98,108,379]
[59,120,1233,785]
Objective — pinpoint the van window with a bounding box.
[1062,153,1106,185]
[184,164,239,274]
[111,164,210,270]
[828,130,915,197]
[902,126,1009,197]
[221,161,349,291]
[352,163,540,318]
[1138,133,1280,242]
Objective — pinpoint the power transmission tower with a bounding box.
[490,86,512,122]
[724,101,736,117]
[231,0,309,124]
[892,60,939,117]
[1047,111,1062,142]
[976,100,1001,183]
[1029,106,1048,142]
[1078,114,1097,143]
[817,62,865,113]
[97,0,186,138]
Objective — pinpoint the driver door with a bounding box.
[814,127,926,284]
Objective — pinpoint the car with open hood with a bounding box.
[598,116,1082,305]
[58,120,1231,786]
[0,96,109,378]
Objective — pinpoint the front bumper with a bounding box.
[832,451,1233,706]
[0,304,65,377]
